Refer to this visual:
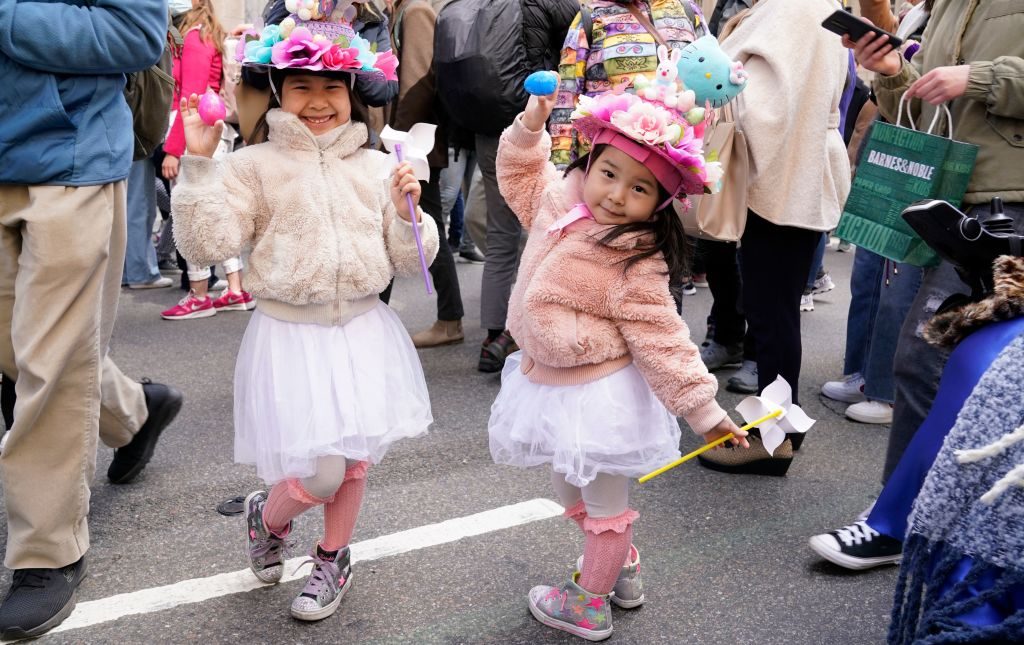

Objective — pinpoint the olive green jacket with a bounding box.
[874,0,1024,205]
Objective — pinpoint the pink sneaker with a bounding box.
[213,290,255,311]
[161,291,216,320]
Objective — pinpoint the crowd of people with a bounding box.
[0,0,1021,641]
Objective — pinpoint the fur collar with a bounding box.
[925,256,1024,347]
[266,110,368,158]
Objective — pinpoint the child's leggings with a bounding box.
[550,471,638,596]
[187,257,243,284]
[262,456,369,551]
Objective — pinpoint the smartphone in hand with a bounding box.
[821,10,904,49]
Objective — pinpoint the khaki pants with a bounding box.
[0,183,147,569]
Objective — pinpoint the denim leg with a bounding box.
[863,263,922,403]
[122,159,160,285]
[806,232,827,290]
[842,247,884,376]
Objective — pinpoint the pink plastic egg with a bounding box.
[198,90,226,127]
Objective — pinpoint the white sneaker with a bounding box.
[812,273,835,294]
[821,373,866,403]
[846,400,893,424]
[800,293,814,312]
[127,276,173,289]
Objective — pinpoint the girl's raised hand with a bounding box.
[522,91,558,133]
[703,416,749,449]
[180,94,223,159]
[391,161,422,222]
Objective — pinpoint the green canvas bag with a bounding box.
[836,97,978,267]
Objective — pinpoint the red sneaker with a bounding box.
[212,290,256,311]
[161,291,216,320]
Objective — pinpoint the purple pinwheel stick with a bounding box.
[394,143,433,294]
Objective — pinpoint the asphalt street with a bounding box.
[0,241,902,644]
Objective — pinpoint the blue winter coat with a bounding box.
[0,0,166,186]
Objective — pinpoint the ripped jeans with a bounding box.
[882,202,1024,483]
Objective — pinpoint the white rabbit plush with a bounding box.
[654,45,681,87]
[634,45,695,111]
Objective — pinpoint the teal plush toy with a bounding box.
[676,35,748,109]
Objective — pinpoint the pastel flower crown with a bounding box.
[236,6,397,81]
[570,77,723,197]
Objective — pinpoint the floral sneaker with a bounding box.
[576,545,645,609]
[527,574,613,642]
[290,546,353,622]
[244,490,288,584]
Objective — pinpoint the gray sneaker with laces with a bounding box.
[291,546,353,621]
[700,341,743,371]
[726,360,759,394]
[576,544,645,609]
[244,490,287,584]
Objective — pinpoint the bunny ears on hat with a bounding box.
[236,0,397,80]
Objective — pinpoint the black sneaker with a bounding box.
[808,520,902,570]
[0,557,87,639]
[107,380,183,484]
[682,281,697,296]
[478,331,518,373]
[458,246,486,264]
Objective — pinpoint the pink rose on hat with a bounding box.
[271,27,331,70]
[610,102,675,146]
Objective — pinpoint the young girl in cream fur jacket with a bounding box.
[172,11,437,623]
[488,80,747,641]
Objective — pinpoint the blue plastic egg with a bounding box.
[524,71,559,96]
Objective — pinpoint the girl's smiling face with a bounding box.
[582,146,661,225]
[280,74,352,135]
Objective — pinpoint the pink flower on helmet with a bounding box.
[271,27,331,70]
[611,102,675,146]
[587,92,637,121]
[374,50,399,81]
[322,44,362,71]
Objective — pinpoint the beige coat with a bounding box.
[722,0,852,231]
[173,111,439,325]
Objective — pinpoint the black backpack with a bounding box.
[434,0,530,136]
[124,16,182,161]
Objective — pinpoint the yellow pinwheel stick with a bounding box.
[638,408,784,483]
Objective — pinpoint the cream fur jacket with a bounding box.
[172,111,439,325]
[722,0,852,231]
[498,117,726,435]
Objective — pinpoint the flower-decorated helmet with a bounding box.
[236,0,397,82]
[570,76,723,208]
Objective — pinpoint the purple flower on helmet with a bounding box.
[271,27,332,70]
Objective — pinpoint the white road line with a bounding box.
[41,498,563,638]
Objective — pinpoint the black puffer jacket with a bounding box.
[522,0,580,72]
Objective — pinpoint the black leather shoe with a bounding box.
[0,557,87,639]
[107,380,183,484]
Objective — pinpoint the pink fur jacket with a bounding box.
[172,111,438,325]
[498,116,726,435]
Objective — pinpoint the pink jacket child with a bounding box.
[166,27,223,160]
[487,78,741,642]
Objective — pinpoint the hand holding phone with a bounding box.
[821,10,904,49]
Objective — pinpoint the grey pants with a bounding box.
[882,202,1024,483]
[476,133,524,331]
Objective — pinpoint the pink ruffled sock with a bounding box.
[579,509,639,595]
[321,461,369,551]
[563,499,588,532]
[262,479,330,535]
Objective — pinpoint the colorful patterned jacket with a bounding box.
[549,0,707,169]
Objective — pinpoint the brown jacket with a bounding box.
[389,0,447,168]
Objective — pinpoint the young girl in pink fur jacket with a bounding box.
[488,81,748,641]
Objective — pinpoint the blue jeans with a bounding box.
[863,262,922,403]
[806,232,827,290]
[122,159,160,285]
[843,247,884,376]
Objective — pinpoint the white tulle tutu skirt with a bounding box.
[234,304,432,484]
[488,352,681,487]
